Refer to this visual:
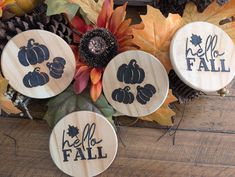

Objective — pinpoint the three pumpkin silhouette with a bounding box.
[19,39,66,88]
[113,59,156,105]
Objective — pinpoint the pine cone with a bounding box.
[155,0,216,17]
[0,3,73,118]
[0,3,73,56]
[169,70,200,103]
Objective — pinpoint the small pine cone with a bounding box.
[0,3,73,56]
[169,70,200,103]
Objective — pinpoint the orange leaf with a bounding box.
[0,75,21,114]
[182,1,235,43]
[132,5,182,73]
[90,68,102,85]
[108,2,127,34]
[115,18,132,36]
[90,80,102,102]
[140,90,177,126]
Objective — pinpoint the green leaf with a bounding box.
[44,86,116,129]
[45,0,79,19]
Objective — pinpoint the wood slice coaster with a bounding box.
[102,50,169,117]
[49,111,118,177]
[170,22,235,92]
[1,30,76,99]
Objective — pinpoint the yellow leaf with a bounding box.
[132,5,182,73]
[72,0,104,24]
[0,75,21,114]
[182,1,235,43]
[140,90,177,126]
[6,0,39,16]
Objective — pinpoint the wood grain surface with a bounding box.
[49,111,118,177]
[170,22,235,92]
[1,30,76,99]
[103,50,169,117]
[0,79,234,177]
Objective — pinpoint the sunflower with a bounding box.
[70,0,144,102]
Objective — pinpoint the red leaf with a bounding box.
[74,65,89,78]
[73,67,91,94]
[71,16,87,33]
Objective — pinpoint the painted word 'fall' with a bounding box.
[186,35,230,72]
[62,123,107,162]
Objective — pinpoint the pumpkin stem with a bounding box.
[124,86,130,91]
[46,62,51,68]
[27,39,35,48]
[34,67,40,72]
[129,59,137,66]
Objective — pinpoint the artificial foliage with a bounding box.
[44,86,115,128]
[71,1,144,102]
[0,0,233,128]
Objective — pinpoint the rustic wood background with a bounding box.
[0,78,234,177]
[1,5,235,177]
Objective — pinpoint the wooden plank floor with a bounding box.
[0,80,234,177]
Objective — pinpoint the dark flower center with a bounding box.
[88,36,107,55]
[79,28,118,68]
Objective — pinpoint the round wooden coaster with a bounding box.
[49,111,118,177]
[170,22,235,92]
[102,50,169,117]
[1,30,76,99]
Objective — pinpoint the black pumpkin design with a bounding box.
[18,39,50,66]
[23,67,49,88]
[47,57,66,79]
[112,86,134,104]
[136,84,156,105]
[117,59,145,84]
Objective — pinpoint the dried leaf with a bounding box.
[71,0,104,24]
[140,90,177,126]
[182,1,235,43]
[45,0,79,19]
[133,5,182,73]
[0,76,21,114]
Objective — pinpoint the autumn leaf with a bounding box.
[182,1,235,43]
[132,5,182,73]
[45,0,79,19]
[140,90,177,126]
[71,0,104,24]
[0,76,21,114]
[0,0,15,17]
[46,0,104,23]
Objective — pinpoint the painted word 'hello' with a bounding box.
[185,34,230,72]
[62,123,107,162]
